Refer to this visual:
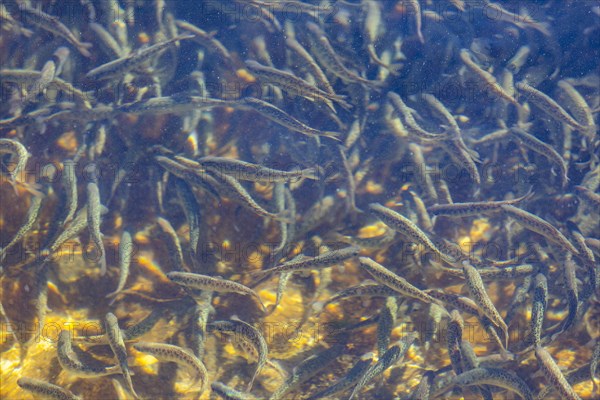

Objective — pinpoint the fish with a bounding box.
[447,310,465,375]
[245,59,351,110]
[175,20,235,69]
[207,169,291,222]
[269,344,345,400]
[318,282,399,312]
[234,97,340,140]
[0,192,44,262]
[405,0,425,43]
[460,49,520,107]
[191,156,319,183]
[358,257,446,307]
[516,82,586,131]
[118,95,229,115]
[105,231,133,301]
[530,273,548,347]
[57,331,121,377]
[501,205,579,255]
[507,46,531,73]
[534,346,581,400]
[167,272,267,312]
[387,93,448,141]
[306,353,374,400]
[208,318,268,391]
[428,191,533,217]
[17,377,81,400]
[285,37,337,100]
[556,80,597,141]
[0,138,30,186]
[21,46,70,105]
[86,181,107,275]
[60,160,78,227]
[445,367,534,400]
[305,22,382,88]
[86,34,194,80]
[132,342,208,392]
[155,217,185,272]
[461,261,509,348]
[348,332,418,399]
[252,246,360,279]
[19,6,92,57]
[210,381,259,400]
[104,313,138,399]
[510,127,569,187]
[377,297,398,357]
[368,203,451,264]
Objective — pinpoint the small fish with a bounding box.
[462,261,509,348]
[459,340,494,400]
[556,80,597,140]
[305,22,381,88]
[574,185,600,210]
[20,6,92,57]
[333,230,396,249]
[387,93,448,141]
[210,381,259,400]
[269,344,345,400]
[106,231,133,301]
[447,367,534,400]
[87,182,107,275]
[155,217,185,272]
[253,246,360,279]
[530,273,548,347]
[207,170,290,222]
[405,0,425,43]
[412,370,436,400]
[22,46,70,105]
[17,377,81,400]
[235,97,340,140]
[174,178,202,263]
[104,313,138,399]
[501,205,579,255]
[348,333,418,399]
[86,34,194,80]
[439,264,536,281]
[460,49,519,107]
[245,59,350,110]
[428,191,532,217]
[447,310,465,375]
[307,353,373,400]
[89,22,124,58]
[60,160,78,226]
[516,82,586,131]
[377,297,398,357]
[192,156,319,183]
[507,46,531,73]
[0,138,30,185]
[0,192,44,262]
[359,257,445,307]
[132,342,208,393]
[535,346,581,400]
[591,340,600,394]
[57,331,121,377]
[369,203,451,264]
[118,95,228,115]
[285,37,335,91]
[167,272,266,312]
[510,127,568,187]
[319,282,399,311]
[175,20,235,69]
[208,318,268,391]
